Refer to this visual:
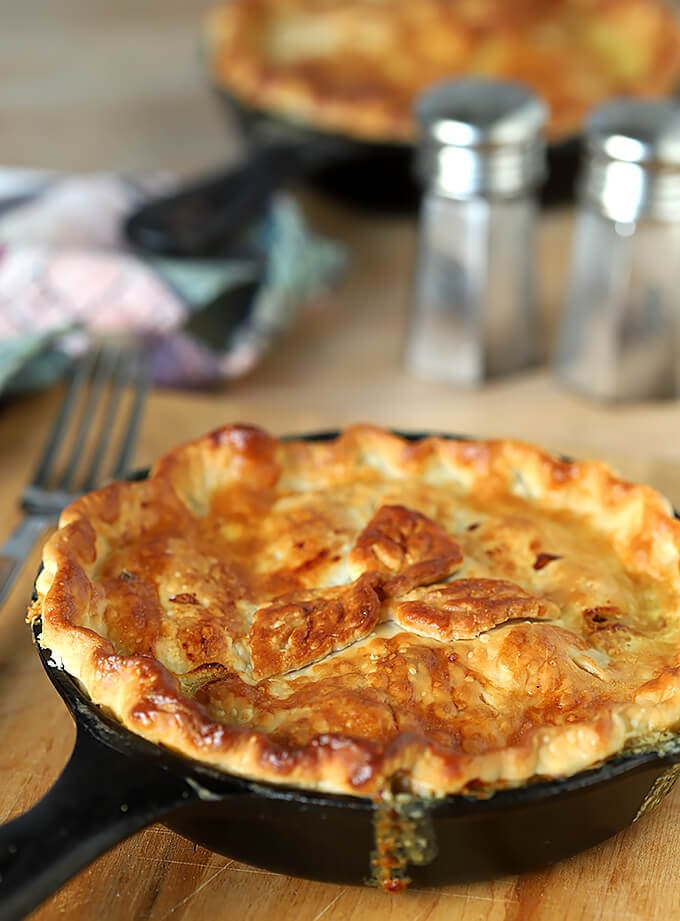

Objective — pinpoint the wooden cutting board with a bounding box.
[2,384,680,921]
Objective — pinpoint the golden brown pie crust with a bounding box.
[205,0,680,143]
[32,425,680,798]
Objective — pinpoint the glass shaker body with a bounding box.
[405,78,547,386]
[406,191,538,384]
[556,207,680,401]
[555,99,680,401]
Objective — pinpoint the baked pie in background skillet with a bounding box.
[3,426,680,919]
[126,0,680,257]
[205,0,680,210]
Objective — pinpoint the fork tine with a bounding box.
[3,340,149,607]
[80,345,129,492]
[31,348,98,490]
[110,347,150,480]
[56,344,116,493]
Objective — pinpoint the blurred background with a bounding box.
[3,0,680,455]
[2,0,680,466]
[1,0,231,173]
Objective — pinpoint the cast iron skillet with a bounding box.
[124,88,416,258]
[2,433,680,921]
[217,90,582,211]
[124,86,581,259]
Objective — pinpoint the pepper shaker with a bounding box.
[404,78,547,385]
[555,100,680,401]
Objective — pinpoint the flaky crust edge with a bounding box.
[30,424,680,798]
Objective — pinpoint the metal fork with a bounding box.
[0,341,149,607]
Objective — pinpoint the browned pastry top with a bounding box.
[34,425,680,797]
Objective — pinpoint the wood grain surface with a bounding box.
[2,207,680,921]
[3,3,680,917]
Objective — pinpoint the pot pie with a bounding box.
[32,425,680,799]
[205,0,680,143]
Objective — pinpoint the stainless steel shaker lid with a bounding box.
[415,78,547,198]
[583,99,680,221]
[587,99,680,166]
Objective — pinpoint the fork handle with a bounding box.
[0,516,54,608]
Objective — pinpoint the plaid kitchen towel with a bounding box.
[0,170,347,395]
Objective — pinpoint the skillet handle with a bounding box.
[124,143,314,258]
[0,727,197,921]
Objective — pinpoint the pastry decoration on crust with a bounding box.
[205,0,680,142]
[32,425,680,798]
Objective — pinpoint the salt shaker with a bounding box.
[555,100,680,401]
[405,79,547,384]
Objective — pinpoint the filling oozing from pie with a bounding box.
[34,426,680,797]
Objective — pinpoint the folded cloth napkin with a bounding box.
[0,170,347,395]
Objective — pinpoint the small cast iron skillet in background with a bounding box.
[2,436,680,921]
[124,86,582,260]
